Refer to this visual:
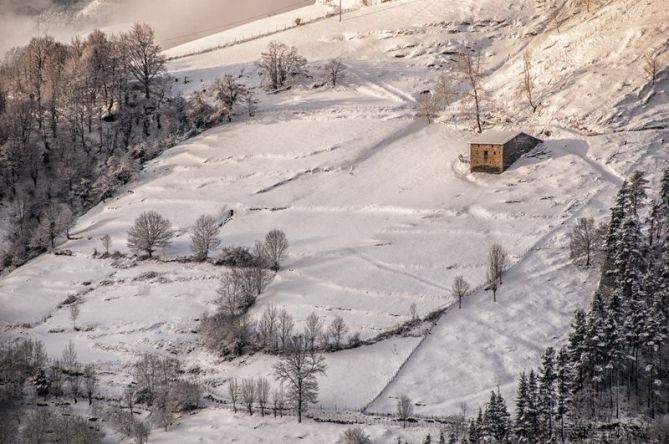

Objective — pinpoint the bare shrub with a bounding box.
[456,47,485,133]
[519,51,539,113]
[341,427,372,444]
[241,378,256,415]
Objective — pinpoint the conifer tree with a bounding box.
[538,347,557,440]
[555,347,572,442]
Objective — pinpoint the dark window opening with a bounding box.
[484,150,489,160]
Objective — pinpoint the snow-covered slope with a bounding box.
[1,0,667,437]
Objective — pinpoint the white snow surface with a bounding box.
[1,0,668,440]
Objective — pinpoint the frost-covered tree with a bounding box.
[241,378,256,415]
[29,203,73,250]
[482,389,510,443]
[415,92,441,124]
[322,58,346,87]
[228,377,240,413]
[327,315,348,350]
[304,312,323,351]
[123,23,166,99]
[262,229,289,270]
[451,275,470,309]
[256,42,306,90]
[190,214,221,261]
[569,217,606,267]
[456,47,485,133]
[84,364,97,405]
[397,394,413,428]
[274,335,327,423]
[256,377,270,416]
[127,211,174,258]
[212,75,247,122]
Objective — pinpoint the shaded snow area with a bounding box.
[1,0,668,441]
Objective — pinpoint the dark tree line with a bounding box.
[442,169,669,444]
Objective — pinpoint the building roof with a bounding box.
[469,130,528,145]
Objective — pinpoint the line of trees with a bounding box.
[0,24,235,271]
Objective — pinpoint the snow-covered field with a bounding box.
[1,0,668,440]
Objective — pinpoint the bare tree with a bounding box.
[190,214,221,261]
[486,243,508,302]
[123,23,166,99]
[328,316,348,350]
[212,75,247,122]
[274,336,327,423]
[322,58,346,87]
[451,275,470,309]
[241,378,256,415]
[434,74,453,109]
[409,303,418,321]
[256,42,307,90]
[100,235,112,255]
[262,229,289,270]
[228,377,240,413]
[216,270,245,316]
[397,394,413,428]
[278,308,295,352]
[415,92,441,124]
[61,340,78,372]
[272,386,286,417]
[258,305,279,350]
[127,211,174,258]
[520,51,539,113]
[456,48,485,133]
[569,217,606,267]
[29,203,74,250]
[84,364,97,405]
[256,377,270,416]
[69,304,80,330]
[304,312,323,351]
[68,362,82,403]
[644,51,659,86]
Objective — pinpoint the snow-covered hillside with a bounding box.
[1,0,667,440]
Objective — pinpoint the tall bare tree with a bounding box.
[486,243,508,302]
[241,378,256,415]
[256,377,270,416]
[457,48,485,133]
[123,23,165,99]
[327,316,348,350]
[274,336,327,423]
[520,51,539,113]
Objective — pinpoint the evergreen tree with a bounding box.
[538,347,557,440]
[447,431,457,444]
[555,347,572,442]
[526,370,540,441]
[658,167,669,214]
[628,171,648,218]
[34,368,49,399]
[483,389,510,443]
[514,372,530,442]
[438,431,447,444]
[567,309,588,390]
[468,409,483,444]
[423,433,432,444]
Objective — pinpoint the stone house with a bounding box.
[469,131,542,173]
